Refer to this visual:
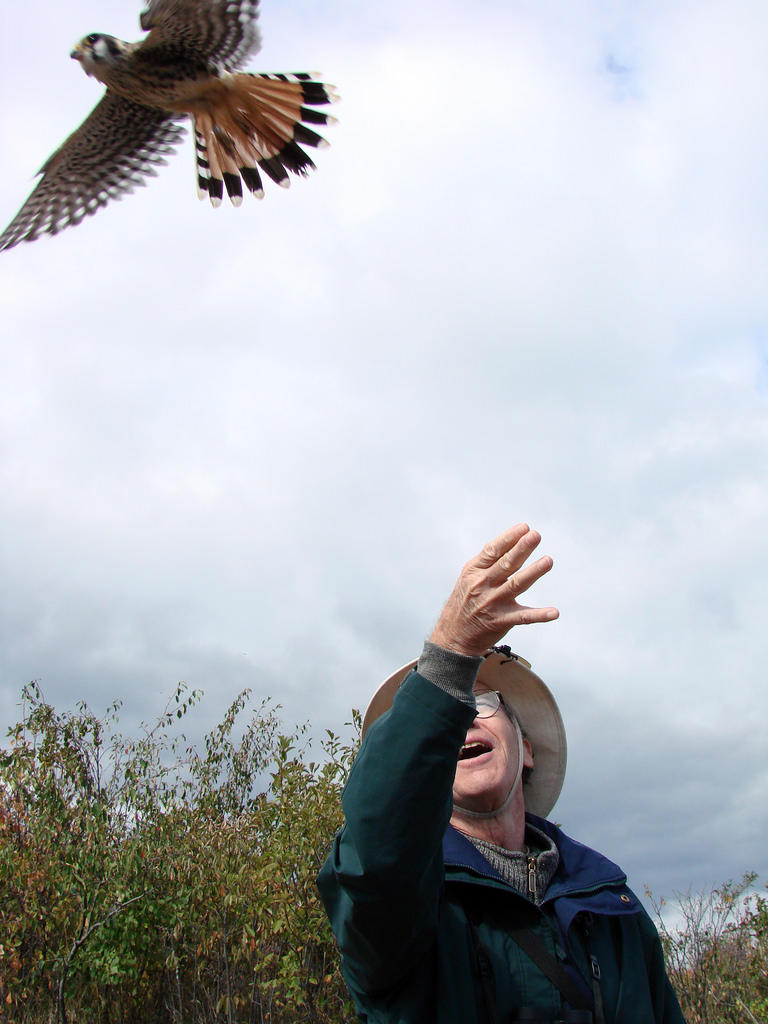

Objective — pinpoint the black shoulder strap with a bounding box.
[459,888,593,1019]
[505,923,591,1012]
[578,915,606,1024]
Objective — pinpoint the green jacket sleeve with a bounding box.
[317,670,476,994]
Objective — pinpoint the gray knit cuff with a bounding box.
[416,640,483,707]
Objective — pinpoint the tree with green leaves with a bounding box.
[0,681,357,1024]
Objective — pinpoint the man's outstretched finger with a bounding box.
[505,554,555,596]
[484,529,545,587]
[507,602,560,626]
[474,523,531,570]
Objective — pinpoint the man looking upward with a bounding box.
[318,523,684,1024]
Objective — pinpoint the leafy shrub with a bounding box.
[648,873,768,1023]
[0,681,358,1024]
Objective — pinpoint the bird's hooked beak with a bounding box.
[70,42,85,62]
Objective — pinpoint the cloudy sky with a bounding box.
[1,0,766,912]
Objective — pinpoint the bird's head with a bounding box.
[71,34,130,80]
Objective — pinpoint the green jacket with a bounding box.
[318,670,685,1024]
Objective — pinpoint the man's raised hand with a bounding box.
[429,523,559,658]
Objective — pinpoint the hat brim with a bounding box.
[362,650,567,818]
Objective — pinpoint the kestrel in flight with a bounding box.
[0,0,338,251]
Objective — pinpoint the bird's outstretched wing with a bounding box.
[0,93,185,252]
[139,0,262,72]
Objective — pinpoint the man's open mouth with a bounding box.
[459,741,492,761]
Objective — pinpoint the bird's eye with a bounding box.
[86,33,101,45]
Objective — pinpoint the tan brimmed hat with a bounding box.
[362,646,567,818]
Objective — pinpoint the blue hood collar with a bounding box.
[443,813,638,932]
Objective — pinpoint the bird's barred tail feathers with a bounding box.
[194,72,338,207]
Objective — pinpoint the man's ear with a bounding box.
[522,737,534,769]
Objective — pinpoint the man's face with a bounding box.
[452,686,533,814]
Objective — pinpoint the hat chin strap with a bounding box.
[452,716,525,821]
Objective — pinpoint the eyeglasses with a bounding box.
[474,691,506,719]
